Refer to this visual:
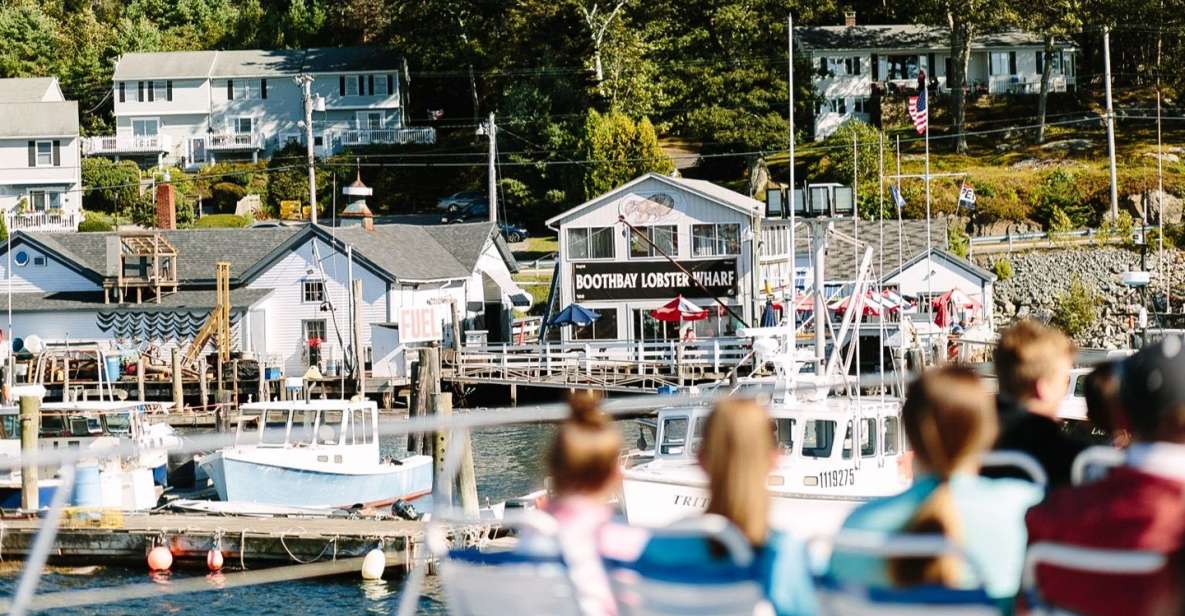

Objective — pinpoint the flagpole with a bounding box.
[878,131,886,391]
[896,135,904,273]
[923,73,933,324]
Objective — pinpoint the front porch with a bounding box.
[4,209,81,233]
[336,127,437,148]
[82,134,172,157]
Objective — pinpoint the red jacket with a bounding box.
[1025,466,1185,616]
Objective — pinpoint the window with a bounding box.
[886,55,919,80]
[318,410,343,445]
[660,416,689,455]
[233,117,255,134]
[571,306,618,340]
[774,418,796,453]
[567,226,615,260]
[34,141,52,167]
[990,52,1011,76]
[261,409,289,445]
[358,111,384,130]
[132,118,159,137]
[233,80,261,100]
[374,74,390,96]
[801,420,837,458]
[345,75,360,96]
[291,409,316,445]
[690,306,741,338]
[302,279,326,303]
[629,225,678,258]
[13,251,28,267]
[853,98,869,114]
[28,191,61,212]
[118,82,125,103]
[0,414,18,440]
[860,417,877,457]
[635,309,679,341]
[883,416,900,455]
[152,80,167,102]
[303,319,327,344]
[691,223,740,257]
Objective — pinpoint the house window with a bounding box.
[853,98,869,114]
[28,190,61,211]
[886,55,919,80]
[13,251,28,267]
[152,81,167,102]
[233,80,260,100]
[32,256,46,267]
[691,223,741,257]
[233,117,255,134]
[302,279,326,303]
[303,319,327,344]
[34,141,53,167]
[990,52,1011,76]
[567,227,615,260]
[374,75,389,96]
[358,111,384,130]
[1051,51,1064,74]
[345,76,360,96]
[572,307,618,340]
[131,118,159,137]
[629,225,678,258]
[118,82,125,103]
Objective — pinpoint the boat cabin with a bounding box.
[0,401,153,444]
[233,400,380,459]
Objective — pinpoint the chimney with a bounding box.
[154,183,176,230]
[844,10,856,27]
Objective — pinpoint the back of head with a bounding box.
[994,320,1075,408]
[1119,337,1185,444]
[699,399,774,547]
[1083,361,1123,434]
[548,392,623,498]
[889,366,996,587]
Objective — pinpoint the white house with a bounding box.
[797,15,1078,139]
[86,47,435,168]
[0,222,527,378]
[0,77,82,233]
[545,173,763,342]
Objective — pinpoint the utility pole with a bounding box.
[1103,26,1119,221]
[487,112,497,223]
[297,74,319,225]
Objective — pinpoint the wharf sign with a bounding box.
[572,259,738,301]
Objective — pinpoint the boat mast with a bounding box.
[787,12,797,357]
[812,220,828,374]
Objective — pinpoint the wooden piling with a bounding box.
[199,358,209,408]
[136,358,145,402]
[457,430,479,517]
[62,355,70,403]
[431,391,453,508]
[352,280,366,399]
[231,359,240,404]
[257,362,267,402]
[19,395,40,510]
[409,348,435,455]
[170,347,183,412]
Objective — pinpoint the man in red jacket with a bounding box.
[1025,337,1185,616]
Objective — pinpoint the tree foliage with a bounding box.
[81,158,141,213]
[578,109,674,199]
[1052,275,1097,339]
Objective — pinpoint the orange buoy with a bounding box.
[206,548,224,572]
[147,546,173,572]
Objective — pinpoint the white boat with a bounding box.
[199,400,433,509]
[0,401,177,510]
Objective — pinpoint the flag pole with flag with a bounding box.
[909,69,934,320]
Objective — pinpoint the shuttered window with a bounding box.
[52,140,60,166]
[137,81,144,102]
[227,79,234,100]
[261,79,268,99]
[339,75,346,95]
[118,82,125,103]
[166,80,173,101]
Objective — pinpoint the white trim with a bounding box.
[130,117,161,137]
[546,173,760,228]
[230,115,256,134]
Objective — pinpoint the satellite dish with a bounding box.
[23,335,44,354]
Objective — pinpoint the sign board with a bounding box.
[572,259,738,301]
[279,200,304,220]
[397,305,446,343]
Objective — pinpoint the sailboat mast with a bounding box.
[787,13,797,353]
[896,135,904,273]
[1158,90,1167,311]
[923,76,933,321]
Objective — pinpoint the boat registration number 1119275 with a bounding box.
[818,468,856,488]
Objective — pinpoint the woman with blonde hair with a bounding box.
[632,398,818,616]
[828,365,1043,610]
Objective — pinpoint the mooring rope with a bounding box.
[278,532,336,565]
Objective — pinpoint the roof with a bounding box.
[328,222,502,282]
[7,288,272,313]
[546,173,761,227]
[884,247,997,283]
[0,78,59,103]
[770,218,948,281]
[795,25,1074,52]
[0,101,79,138]
[113,47,403,80]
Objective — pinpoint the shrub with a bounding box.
[81,158,141,213]
[992,258,1013,280]
[78,211,114,232]
[947,223,970,258]
[1051,276,1097,339]
[194,214,250,228]
[211,182,247,211]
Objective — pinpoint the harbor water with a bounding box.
[0,416,642,614]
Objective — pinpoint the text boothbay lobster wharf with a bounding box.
[572,259,738,301]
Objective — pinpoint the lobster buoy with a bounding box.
[360,548,385,580]
[206,548,224,572]
[147,546,173,572]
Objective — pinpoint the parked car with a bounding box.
[436,191,486,210]
[441,200,490,223]
[499,222,529,243]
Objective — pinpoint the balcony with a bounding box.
[82,134,172,156]
[5,210,81,233]
[338,127,436,147]
[208,132,264,151]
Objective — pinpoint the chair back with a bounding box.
[1022,542,1167,616]
[816,530,1000,616]
[980,450,1048,488]
[607,514,770,616]
[1070,446,1125,485]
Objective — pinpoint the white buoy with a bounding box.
[147,546,173,572]
[360,548,385,580]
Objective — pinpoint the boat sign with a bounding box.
[398,306,445,343]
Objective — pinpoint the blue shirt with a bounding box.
[827,473,1043,601]
[636,528,818,616]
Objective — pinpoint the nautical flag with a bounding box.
[890,184,906,210]
[907,70,928,135]
[958,182,977,210]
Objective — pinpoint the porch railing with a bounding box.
[82,134,172,155]
[338,127,437,147]
[5,210,81,233]
[208,132,264,150]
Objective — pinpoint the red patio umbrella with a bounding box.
[650,295,710,322]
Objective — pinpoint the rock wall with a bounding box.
[976,247,1178,349]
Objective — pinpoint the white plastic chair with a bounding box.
[1022,542,1167,616]
[1070,446,1125,485]
[815,530,1001,615]
[980,450,1048,488]
[607,514,772,616]
[430,511,583,616]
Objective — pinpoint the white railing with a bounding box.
[208,132,263,150]
[5,210,81,233]
[338,127,437,147]
[82,134,172,155]
[458,337,751,375]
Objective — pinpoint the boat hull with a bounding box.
[201,454,433,509]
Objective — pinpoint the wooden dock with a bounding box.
[0,512,494,569]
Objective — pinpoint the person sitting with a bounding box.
[828,366,1043,611]
[1082,360,1131,448]
[632,399,817,616]
[1025,338,1185,616]
[983,320,1088,488]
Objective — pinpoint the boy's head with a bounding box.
[994,320,1076,417]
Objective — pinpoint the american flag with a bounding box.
[907,70,928,135]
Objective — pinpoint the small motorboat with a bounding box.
[199,400,432,509]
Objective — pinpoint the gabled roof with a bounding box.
[303,47,402,73]
[546,172,762,228]
[795,25,1075,52]
[770,218,948,281]
[112,47,403,81]
[0,101,79,138]
[114,51,218,80]
[211,49,307,77]
[0,77,61,103]
[883,247,997,283]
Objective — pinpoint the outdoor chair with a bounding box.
[980,450,1048,488]
[1022,542,1168,616]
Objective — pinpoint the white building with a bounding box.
[85,47,435,168]
[798,16,1078,139]
[0,77,82,233]
[545,173,763,341]
[0,223,527,378]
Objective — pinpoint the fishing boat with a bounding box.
[199,400,433,509]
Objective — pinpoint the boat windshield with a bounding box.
[773,417,795,453]
[801,419,838,458]
[291,409,316,446]
[261,410,289,445]
[318,410,343,445]
[103,413,132,435]
[0,414,18,440]
[659,416,689,456]
[236,413,262,445]
[884,416,901,454]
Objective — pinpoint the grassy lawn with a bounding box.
[513,269,553,315]
[514,235,559,264]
